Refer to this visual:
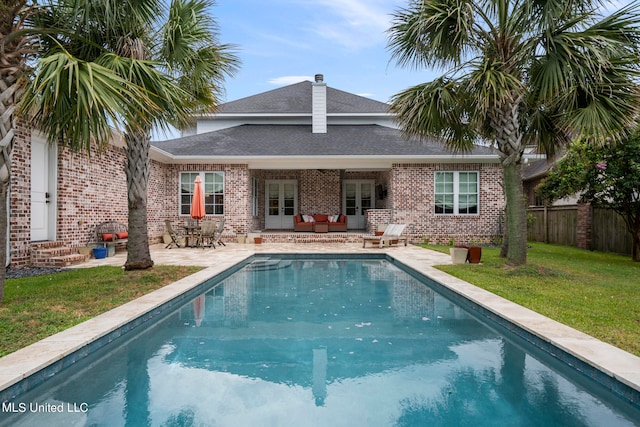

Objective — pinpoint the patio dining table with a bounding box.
[182,222,202,248]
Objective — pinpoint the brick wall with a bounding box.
[9,123,32,267]
[389,163,504,244]
[163,164,251,237]
[576,202,592,250]
[10,125,505,266]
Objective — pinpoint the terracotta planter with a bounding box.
[254,237,263,244]
[467,246,482,263]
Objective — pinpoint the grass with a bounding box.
[0,265,202,357]
[422,243,640,357]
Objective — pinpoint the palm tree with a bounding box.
[387,0,640,265]
[22,0,238,270]
[0,1,160,304]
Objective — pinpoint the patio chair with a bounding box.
[213,218,226,246]
[199,219,218,249]
[362,224,408,248]
[164,220,183,249]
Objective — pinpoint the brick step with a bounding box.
[39,253,91,268]
[30,242,91,268]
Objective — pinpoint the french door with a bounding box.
[343,180,374,229]
[265,180,297,229]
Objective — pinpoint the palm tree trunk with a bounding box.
[0,19,27,303]
[491,98,527,265]
[124,130,154,270]
[503,162,527,265]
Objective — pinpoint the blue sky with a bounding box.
[212,0,427,104]
[212,0,628,103]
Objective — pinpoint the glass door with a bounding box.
[265,180,297,229]
[343,180,374,229]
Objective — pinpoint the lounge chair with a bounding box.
[164,220,182,249]
[362,224,408,248]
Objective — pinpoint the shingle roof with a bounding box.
[152,124,496,157]
[217,81,390,114]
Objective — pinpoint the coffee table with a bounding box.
[314,223,328,233]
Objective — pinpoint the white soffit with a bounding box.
[149,149,499,168]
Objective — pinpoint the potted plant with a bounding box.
[248,231,262,244]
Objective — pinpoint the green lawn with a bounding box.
[424,243,640,357]
[0,265,202,357]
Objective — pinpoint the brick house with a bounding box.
[10,74,505,268]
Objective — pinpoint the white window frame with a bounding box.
[251,176,259,217]
[434,171,479,215]
[179,171,225,216]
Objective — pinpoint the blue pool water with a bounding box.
[1,256,639,426]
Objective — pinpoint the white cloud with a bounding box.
[268,75,314,85]
[301,0,397,50]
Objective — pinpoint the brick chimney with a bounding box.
[312,74,327,134]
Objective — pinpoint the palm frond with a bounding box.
[18,50,158,151]
[387,0,476,69]
[390,79,478,152]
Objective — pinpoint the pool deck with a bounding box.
[1,242,639,405]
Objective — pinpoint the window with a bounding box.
[180,172,224,215]
[434,171,478,215]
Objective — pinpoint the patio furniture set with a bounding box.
[164,219,226,249]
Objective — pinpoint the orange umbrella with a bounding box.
[190,176,205,220]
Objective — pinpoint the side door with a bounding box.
[30,134,56,241]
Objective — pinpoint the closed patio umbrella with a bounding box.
[190,176,205,221]
[193,294,205,327]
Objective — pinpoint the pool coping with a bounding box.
[1,245,639,407]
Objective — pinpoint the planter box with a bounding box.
[450,247,468,264]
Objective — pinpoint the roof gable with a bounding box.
[218,81,390,114]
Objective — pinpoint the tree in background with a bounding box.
[1,1,161,304]
[21,0,239,270]
[537,136,640,261]
[387,0,640,265]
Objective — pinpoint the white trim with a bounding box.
[149,147,500,168]
[434,171,480,216]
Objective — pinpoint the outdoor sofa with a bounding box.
[293,214,348,232]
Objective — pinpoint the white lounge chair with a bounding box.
[362,224,408,248]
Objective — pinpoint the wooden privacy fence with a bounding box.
[527,205,632,255]
[591,207,632,255]
[528,206,577,247]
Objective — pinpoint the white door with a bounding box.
[343,180,374,229]
[31,135,55,241]
[265,180,297,229]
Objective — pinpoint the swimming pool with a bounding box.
[1,255,639,426]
